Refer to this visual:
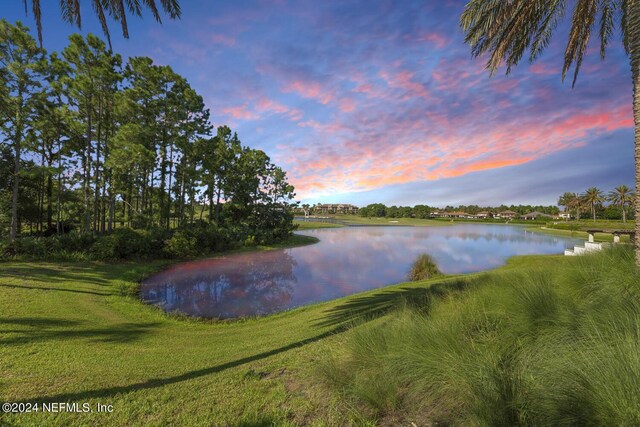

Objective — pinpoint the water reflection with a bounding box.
[143,250,297,318]
[141,224,581,319]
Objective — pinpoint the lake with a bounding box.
[140,224,581,319]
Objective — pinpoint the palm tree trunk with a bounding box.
[631,2,640,266]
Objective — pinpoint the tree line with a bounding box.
[558,186,636,222]
[0,20,296,245]
[350,203,560,218]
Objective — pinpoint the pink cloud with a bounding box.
[283,80,334,104]
[415,32,449,49]
[281,102,633,199]
[338,98,356,112]
[221,96,304,122]
[353,83,374,94]
[222,104,258,120]
[379,70,431,100]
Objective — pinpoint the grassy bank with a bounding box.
[293,220,344,230]
[321,246,640,425]
[544,219,635,231]
[325,216,448,226]
[531,226,631,243]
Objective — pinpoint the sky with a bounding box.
[1,1,634,207]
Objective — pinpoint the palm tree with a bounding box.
[460,1,640,265]
[558,192,575,220]
[609,185,635,223]
[22,0,181,47]
[564,192,583,221]
[583,187,605,221]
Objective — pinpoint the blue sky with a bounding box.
[2,1,634,207]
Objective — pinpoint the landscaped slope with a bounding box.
[321,246,640,425]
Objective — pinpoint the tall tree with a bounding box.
[62,33,121,233]
[566,192,584,221]
[0,20,45,241]
[558,191,575,220]
[22,0,181,47]
[583,187,605,221]
[609,184,635,223]
[460,0,640,264]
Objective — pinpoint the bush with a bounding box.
[164,231,198,259]
[1,214,294,261]
[90,228,162,260]
[408,254,441,281]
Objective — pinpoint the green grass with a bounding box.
[320,246,640,425]
[408,254,441,281]
[0,234,350,427]
[531,226,632,243]
[293,220,344,230]
[330,215,449,226]
[545,219,635,231]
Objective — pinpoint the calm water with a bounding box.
[140,224,581,319]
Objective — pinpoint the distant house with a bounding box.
[559,211,571,220]
[314,203,359,215]
[522,211,556,220]
[444,211,475,219]
[495,210,518,219]
[476,211,492,219]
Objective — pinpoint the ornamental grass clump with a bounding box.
[409,254,441,281]
[323,246,640,425]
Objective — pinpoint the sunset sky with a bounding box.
[3,1,634,207]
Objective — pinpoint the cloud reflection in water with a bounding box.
[140,225,580,318]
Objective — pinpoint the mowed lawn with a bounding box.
[0,256,359,426]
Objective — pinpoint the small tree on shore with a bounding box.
[609,185,635,223]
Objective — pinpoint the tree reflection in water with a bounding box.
[142,250,297,318]
[141,225,583,319]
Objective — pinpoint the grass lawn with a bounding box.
[327,215,449,227]
[530,226,632,243]
[544,219,635,231]
[293,220,344,230]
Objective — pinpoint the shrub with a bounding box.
[408,254,441,281]
[90,228,161,260]
[164,232,198,259]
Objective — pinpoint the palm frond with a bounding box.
[563,0,598,87]
[31,0,43,46]
[91,0,113,49]
[599,0,617,59]
[461,0,567,75]
[461,0,628,87]
[29,0,182,46]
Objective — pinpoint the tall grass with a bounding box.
[408,253,441,281]
[321,246,640,425]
